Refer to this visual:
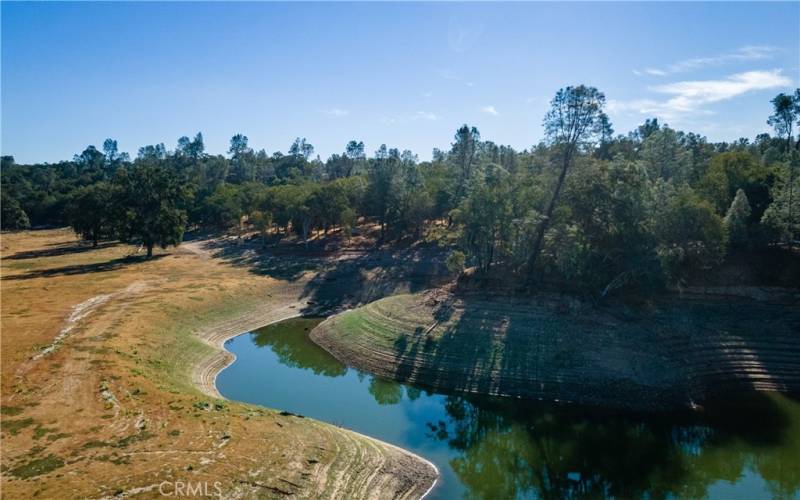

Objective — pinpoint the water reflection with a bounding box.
[219,318,800,500]
[251,317,347,377]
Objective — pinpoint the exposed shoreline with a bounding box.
[193,300,307,398]
[311,289,800,412]
[191,299,441,498]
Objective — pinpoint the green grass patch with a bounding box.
[33,425,57,440]
[3,417,34,435]
[115,431,155,448]
[9,455,64,479]
[0,406,23,416]
[82,440,108,449]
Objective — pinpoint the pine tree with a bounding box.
[762,177,800,245]
[724,189,751,249]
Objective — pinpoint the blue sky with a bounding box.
[2,2,798,164]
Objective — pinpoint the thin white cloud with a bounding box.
[652,69,791,110]
[320,108,349,117]
[609,69,792,122]
[481,105,499,116]
[414,111,440,121]
[644,68,668,77]
[636,45,780,76]
[382,111,440,124]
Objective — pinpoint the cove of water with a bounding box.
[216,317,800,499]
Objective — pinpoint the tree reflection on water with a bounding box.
[251,317,347,377]
[247,317,800,500]
[427,394,800,500]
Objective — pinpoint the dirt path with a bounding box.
[32,281,148,360]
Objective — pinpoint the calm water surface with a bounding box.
[216,317,800,500]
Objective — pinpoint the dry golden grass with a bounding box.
[0,229,435,499]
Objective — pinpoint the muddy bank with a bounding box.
[311,290,800,411]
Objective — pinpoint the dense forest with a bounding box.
[2,86,799,296]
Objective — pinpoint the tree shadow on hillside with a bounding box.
[391,290,800,411]
[198,235,451,310]
[194,237,329,282]
[383,292,799,499]
[660,298,800,407]
[2,254,166,281]
[388,293,535,397]
[297,245,450,314]
[7,241,119,260]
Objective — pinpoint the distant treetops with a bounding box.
[2,87,798,296]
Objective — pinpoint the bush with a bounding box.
[446,250,466,275]
[656,186,726,283]
[1,193,30,230]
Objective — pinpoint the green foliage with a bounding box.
[114,164,190,257]
[250,210,273,246]
[68,182,116,245]
[724,189,752,249]
[640,126,689,182]
[450,125,481,204]
[761,171,800,244]
[527,85,609,277]
[3,89,797,295]
[700,151,772,220]
[767,91,799,151]
[1,192,30,230]
[446,250,466,275]
[452,165,515,273]
[561,158,661,293]
[655,186,726,282]
[340,207,357,242]
[202,184,245,230]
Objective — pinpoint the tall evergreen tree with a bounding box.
[724,189,752,250]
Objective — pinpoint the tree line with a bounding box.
[2,86,799,294]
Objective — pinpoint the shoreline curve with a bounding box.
[191,300,441,498]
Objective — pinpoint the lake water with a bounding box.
[216,317,800,499]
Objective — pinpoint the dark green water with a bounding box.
[217,317,800,499]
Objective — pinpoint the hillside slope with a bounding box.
[311,290,800,411]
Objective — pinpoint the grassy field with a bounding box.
[311,289,800,411]
[0,229,435,499]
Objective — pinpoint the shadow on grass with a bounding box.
[371,287,800,499]
[194,234,452,311]
[389,290,800,410]
[2,254,167,281]
[7,241,119,260]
